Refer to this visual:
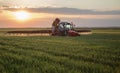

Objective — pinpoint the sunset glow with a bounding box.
[13,11,30,21]
[0,0,120,28]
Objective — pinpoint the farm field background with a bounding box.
[0,28,120,73]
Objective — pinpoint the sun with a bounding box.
[13,11,30,21]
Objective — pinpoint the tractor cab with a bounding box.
[58,22,74,32]
[57,22,79,36]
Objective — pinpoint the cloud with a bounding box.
[5,7,120,15]
[0,9,2,13]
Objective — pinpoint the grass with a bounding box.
[0,28,120,73]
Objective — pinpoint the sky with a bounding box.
[0,0,120,28]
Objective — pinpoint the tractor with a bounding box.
[52,22,80,36]
[7,22,91,36]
